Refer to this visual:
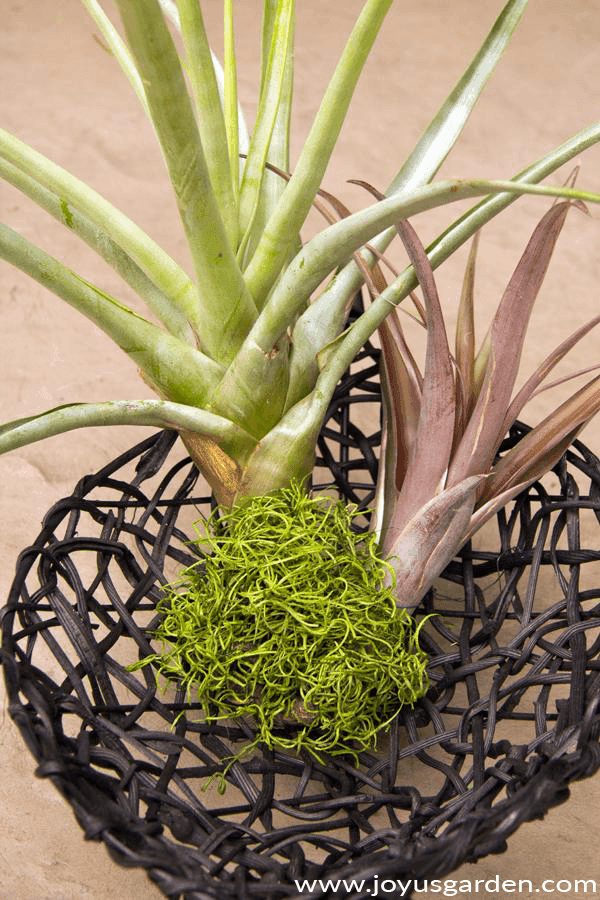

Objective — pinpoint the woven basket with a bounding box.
[3,335,600,900]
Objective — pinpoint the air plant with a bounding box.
[2,0,600,758]
[370,196,600,607]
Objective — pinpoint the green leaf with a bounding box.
[237,0,295,268]
[0,126,202,333]
[223,0,244,197]
[256,0,294,231]
[234,390,329,501]
[252,178,600,362]
[176,0,238,248]
[157,0,250,174]
[388,0,529,196]
[309,123,600,386]
[0,400,256,461]
[425,123,600,283]
[80,0,151,118]
[0,158,193,342]
[244,0,394,307]
[300,0,531,336]
[256,182,599,441]
[204,338,291,442]
[114,0,257,364]
[0,225,223,407]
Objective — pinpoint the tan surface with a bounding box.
[2,1,600,897]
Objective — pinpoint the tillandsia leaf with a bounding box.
[365,244,424,501]
[0,127,201,334]
[281,179,600,497]
[157,0,250,171]
[244,0,394,308]
[300,0,532,333]
[249,179,600,362]
[464,420,589,543]
[233,391,327,502]
[388,0,528,196]
[237,0,294,269]
[203,336,291,443]
[384,476,484,609]
[0,400,256,463]
[531,363,600,396]
[223,0,242,194]
[0,158,194,343]
[229,178,524,429]
[463,477,535,544]
[223,0,238,199]
[284,291,348,413]
[114,0,257,365]
[149,0,251,211]
[379,309,423,477]
[340,179,425,506]
[499,313,600,437]
[278,182,600,520]
[0,225,223,407]
[378,219,455,557]
[284,187,374,412]
[422,122,600,295]
[469,206,573,401]
[455,231,479,435]
[283,185,371,412]
[478,375,600,507]
[176,0,238,248]
[372,313,423,548]
[345,236,423,545]
[244,3,295,275]
[311,122,600,384]
[259,0,280,102]
[343,180,426,334]
[448,201,578,487]
[80,0,151,118]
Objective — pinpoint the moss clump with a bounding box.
[134,483,429,762]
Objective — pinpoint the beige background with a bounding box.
[2,1,600,897]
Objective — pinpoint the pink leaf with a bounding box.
[448,200,579,487]
[382,218,456,544]
[385,476,484,608]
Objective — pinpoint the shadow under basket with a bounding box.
[3,351,600,900]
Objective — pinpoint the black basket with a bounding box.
[3,335,600,900]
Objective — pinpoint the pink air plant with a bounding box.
[371,200,600,607]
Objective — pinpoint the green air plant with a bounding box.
[3,0,600,759]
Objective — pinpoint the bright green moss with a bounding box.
[132,483,429,765]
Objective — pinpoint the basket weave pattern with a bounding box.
[3,343,600,900]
